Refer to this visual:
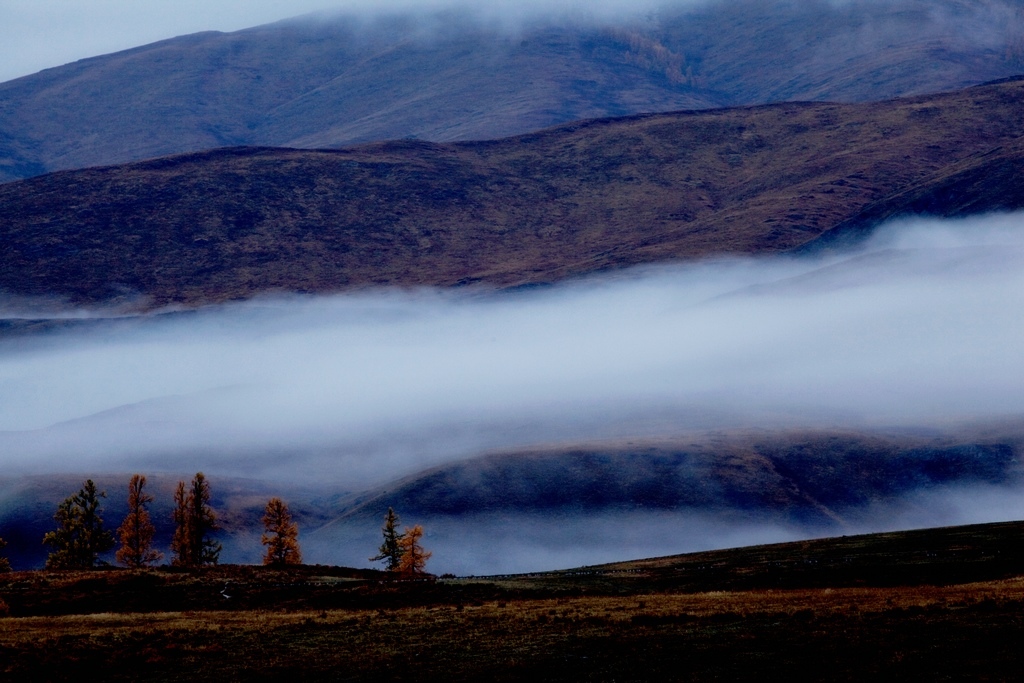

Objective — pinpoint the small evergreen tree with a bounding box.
[369,507,405,571]
[171,473,221,568]
[0,536,10,573]
[43,479,114,569]
[397,524,431,576]
[190,473,221,566]
[261,497,301,566]
[43,498,77,569]
[116,474,162,568]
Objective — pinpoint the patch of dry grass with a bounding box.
[4,579,1024,680]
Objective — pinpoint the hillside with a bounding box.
[4,522,1024,680]
[1,0,1023,181]
[2,78,1024,308]
[333,430,1024,524]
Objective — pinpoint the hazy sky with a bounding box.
[3,213,1024,488]
[0,0,677,83]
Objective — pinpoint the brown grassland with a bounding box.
[3,78,1024,309]
[3,521,1024,680]
[3,583,1024,681]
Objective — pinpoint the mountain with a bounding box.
[2,77,1024,308]
[333,428,1024,524]
[1,0,1022,181]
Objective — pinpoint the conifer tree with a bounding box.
[0,536,10,573]
[43,479,114,569]
[191,473,222,566]
[170,473,221,568]
[170,480,191,567]
[369,507,405,571]
[261,497,302,566]
[116,474,162,568]
[397,524,431,576]
[43,498,77,569]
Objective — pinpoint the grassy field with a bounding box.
[4,582,1024,681]
[4,521,1024,680]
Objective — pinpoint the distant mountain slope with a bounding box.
[2,424,1021,570]
[1,0,1022,181]
[2,78,1024,308]
[333,429,1024,525]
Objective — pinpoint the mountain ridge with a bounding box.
[2,0,1023,181]
[3,78,1024,308]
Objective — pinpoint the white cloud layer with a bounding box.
[2,213,1024,488]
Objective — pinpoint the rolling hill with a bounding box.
[2,77,1024,308]
[331,430,1024,524]
[1,0,1023,181]
[2,422,1021,571]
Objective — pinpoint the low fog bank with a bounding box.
[301,511,814,575]
[2,213,1024,487]
[6,477,1024,573]
[303,482,1024,575]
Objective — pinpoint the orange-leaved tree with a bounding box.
[116,474,162,568]
[0,535,9,573]
[397,524,431,576]
[170,480,190,566]
[261,497,301,566]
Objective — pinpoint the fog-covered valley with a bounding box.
[3,213,1024,572]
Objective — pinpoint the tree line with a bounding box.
[0,474,429,575]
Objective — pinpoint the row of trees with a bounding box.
[14,474,297,570]
[0,477,430,575]
[39,474,224,569]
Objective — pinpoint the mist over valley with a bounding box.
[3,216,1024,572]
[3,1,1024,579]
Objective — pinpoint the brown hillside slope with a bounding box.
[2,78,1024,308]
[2,0,1023,181]
[329,428,1023,526]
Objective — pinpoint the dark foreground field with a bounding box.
[3,521,1024,681]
